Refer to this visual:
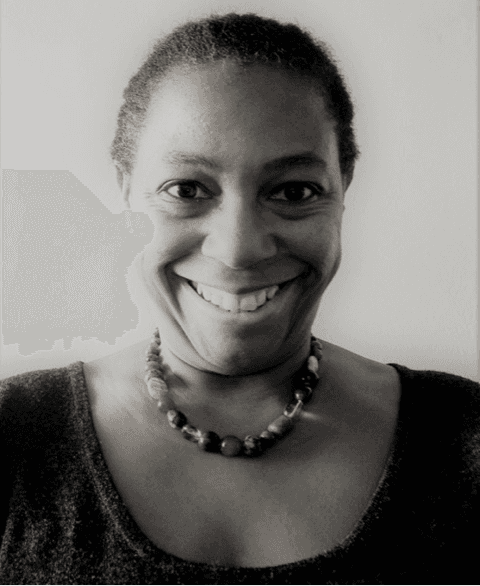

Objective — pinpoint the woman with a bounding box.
[1,13,478,584]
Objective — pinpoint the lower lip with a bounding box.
[180,278,299,320]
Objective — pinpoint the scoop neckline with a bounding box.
[69,360,408,573]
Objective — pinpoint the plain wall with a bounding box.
[1,0,478,380]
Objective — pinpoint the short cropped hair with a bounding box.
[111,13,359,178]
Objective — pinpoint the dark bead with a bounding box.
[294,370,319,389]
[197,431,221,452]
[243,435,264,457]
[181,424,200,442]
[267,415,294,438]
[220,435,243,457]
[146,343,160,356]
[167,410,187,429]
[294,386,313,403]
[259,430,277,447]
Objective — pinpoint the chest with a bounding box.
[98,422,392,567]
[84,352,400,568]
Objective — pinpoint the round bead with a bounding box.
[157,394,176,413]
[181,424,200,442]
[167,410,187,429]
[267,415,294,438]
[307,355,319,374]
[197,431,221,452]
[243,435,264,457]
[294,386,313,403]
[220,436,243,457]
[147,377,167,400]
[284,400,303,418]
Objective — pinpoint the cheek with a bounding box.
[144,214,200,263]
[288,219,341,272]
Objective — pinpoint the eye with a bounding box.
[161,181,210,200]
[270,183,322,203]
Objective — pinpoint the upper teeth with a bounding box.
[192,282,280,312]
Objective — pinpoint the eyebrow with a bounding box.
[163,151,327,173]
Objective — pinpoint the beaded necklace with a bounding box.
[144,329,323,457]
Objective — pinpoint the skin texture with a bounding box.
[83,61,400,566]
[123,61,350,408]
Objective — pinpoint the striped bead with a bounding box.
[307,355,319,374]
[147,377,167,400]
[267,415,293,438]
[144,370,163,383]
[243,435,264,457]
[181,424,200,442]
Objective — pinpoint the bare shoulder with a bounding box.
[319,341,401,418]
[82,340,150,419]
[84,341,145,387]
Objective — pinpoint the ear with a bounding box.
[342,167,354,193]
[116,167,132,210]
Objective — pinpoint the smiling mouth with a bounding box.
[187,279,295,312]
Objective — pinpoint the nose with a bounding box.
[201,198,278,269]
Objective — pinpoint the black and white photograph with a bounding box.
[1,0,478,583]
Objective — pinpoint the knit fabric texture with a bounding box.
[0,362,479,584]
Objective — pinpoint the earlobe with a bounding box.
[342,168,354,193]
[117,168,132,210]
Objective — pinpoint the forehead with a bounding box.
[135,61,340,173]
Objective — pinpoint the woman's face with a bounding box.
[127,61,349,375]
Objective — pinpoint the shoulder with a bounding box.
[322,342,480,454]
[390,363,479,391]
[0,363,84,447]
[0,362,81,408]
[389,363,480,426]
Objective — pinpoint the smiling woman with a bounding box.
[1,12,479,585]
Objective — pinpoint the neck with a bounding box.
[156,336,312,434]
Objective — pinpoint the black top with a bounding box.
[0,362,479,585]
